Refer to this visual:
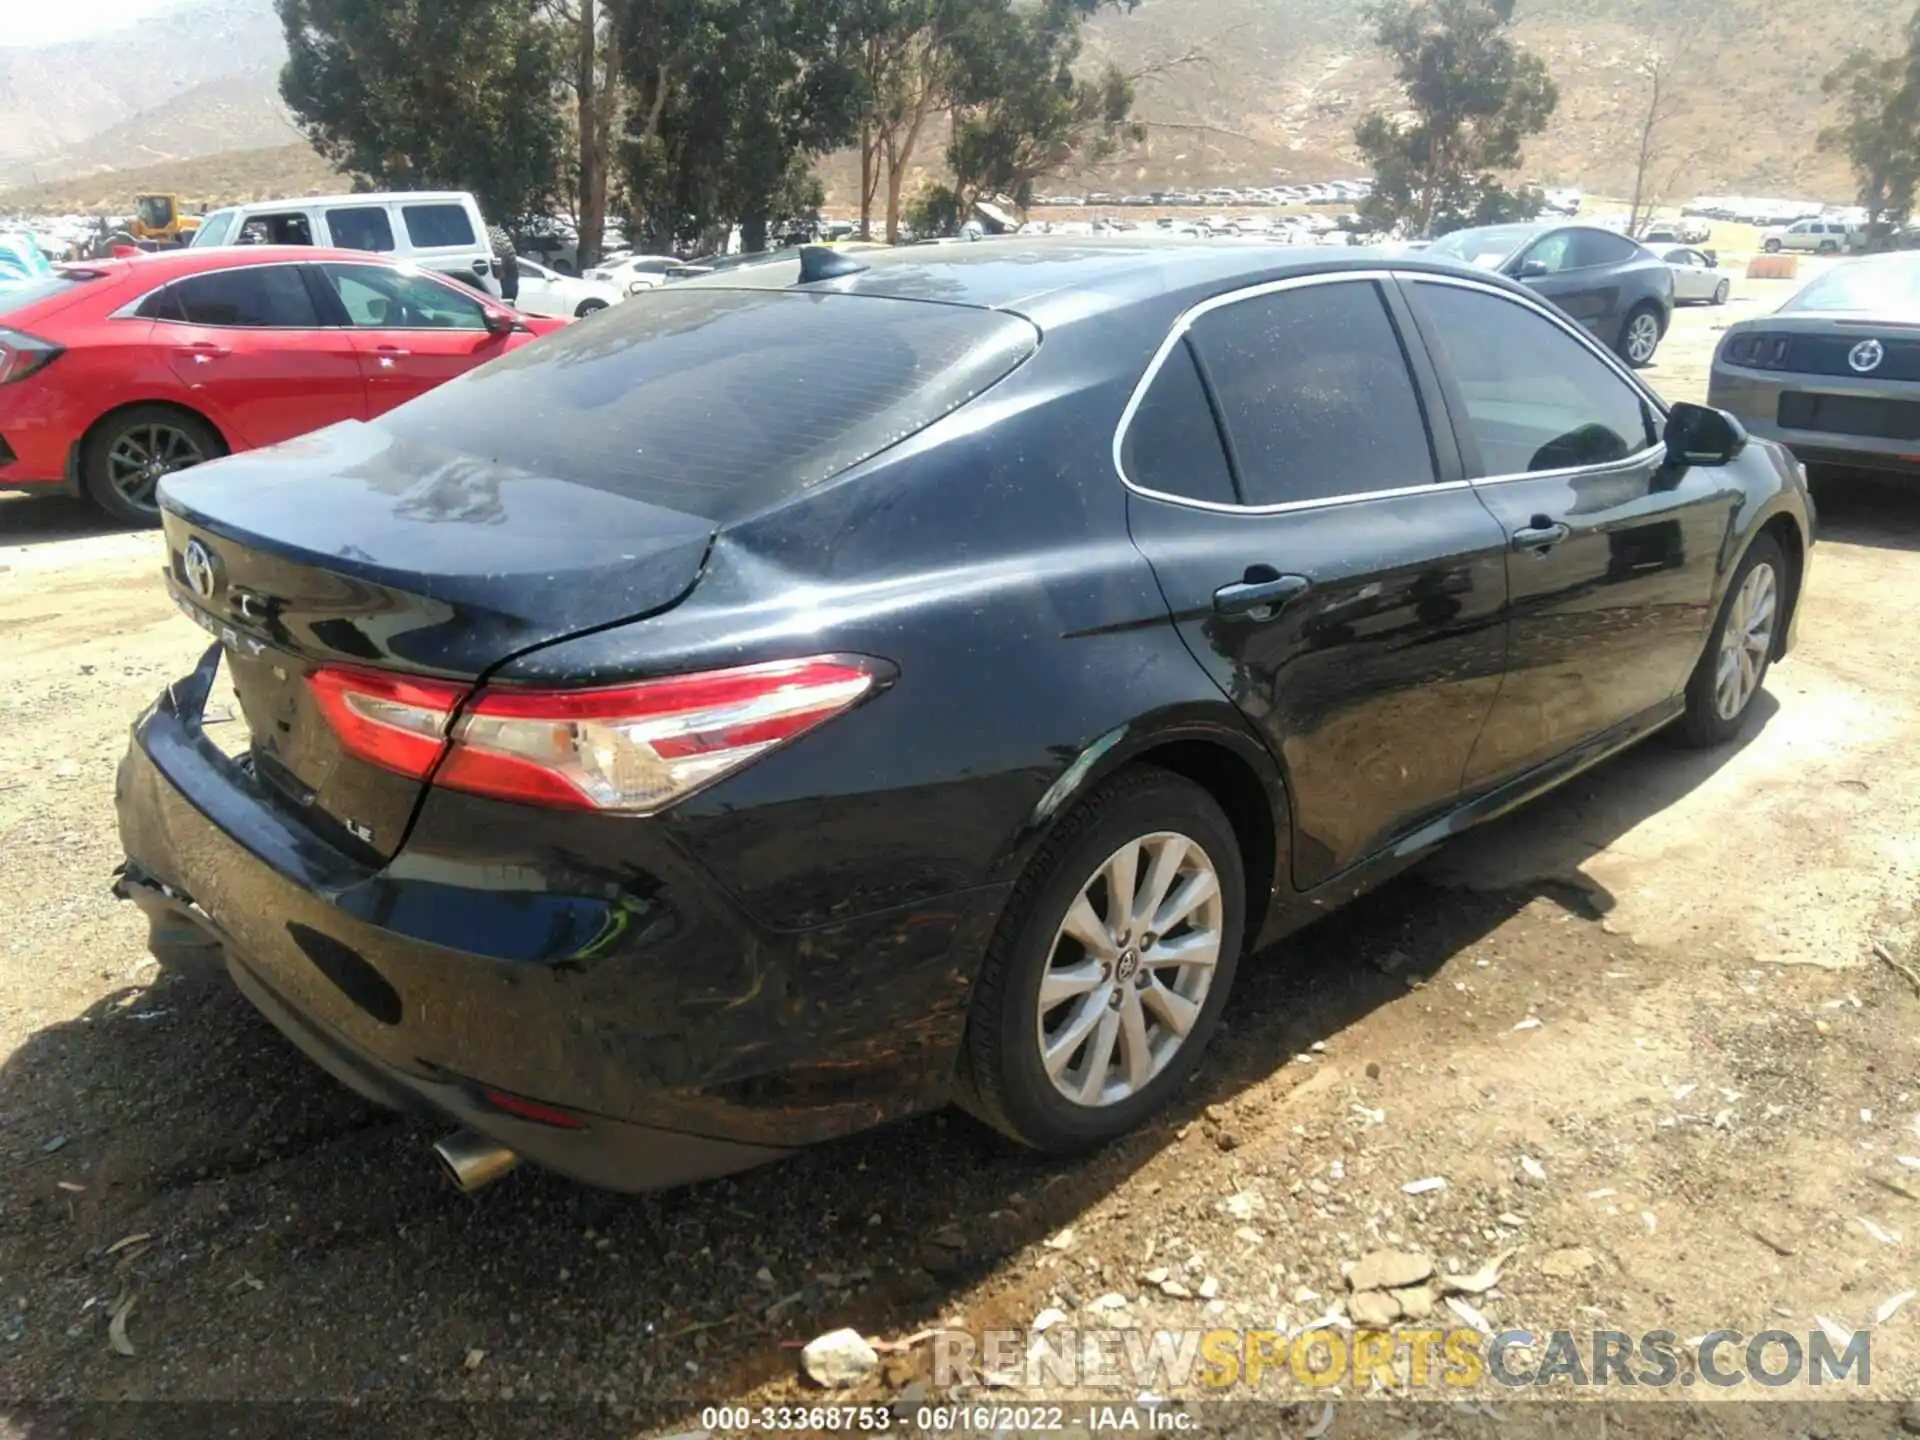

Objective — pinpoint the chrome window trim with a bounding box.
[1406,271,1671,484]
[109,260,330,328]
[1111,266,1674,517]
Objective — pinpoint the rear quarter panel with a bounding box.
[487,315,1290,935]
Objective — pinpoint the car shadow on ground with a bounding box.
[0,695,1777,1433]
[0,495,137,548]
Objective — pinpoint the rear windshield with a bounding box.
[376,288,1039,521]
[1790,259,1920,315]
[1428,226,1535,269]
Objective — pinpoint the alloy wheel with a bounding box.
[1714,562,1777,721]
[1626,312,1661,365]
[1035,831,1223,1108]
[106,423,206,513]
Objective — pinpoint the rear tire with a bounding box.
[1712,279,1730,306]
[1618,303,1664,367]
[1678,534,1785,748]
[81,405,224,527]
[575,299,609,318]
[956,768,1246,1154]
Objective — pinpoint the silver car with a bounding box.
[1708,253,1920,477]
[1659,245,1731,306]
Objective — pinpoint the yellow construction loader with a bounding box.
[129,195,202,245]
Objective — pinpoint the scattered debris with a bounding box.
[1445,1296,1495,1336]
[1513,1017,1542,1031]
[1042,1227,1077,1251]
[55,1181,84,1194]
[1348,1250,1434,1293]
[1859,1217,1901,1246]
[1873,940,1920,995]
[801,1329,879,1388]
[1815,1315,1854,1353]
[107,1294,135,1358]
[1032,1308,1067,1334]
[104,1233,152,1257]
[1748,1228,1797,1257]
[40,1135,67,1155]
[1348,1290,1399,1327]
[1519,1156,1547,1183]
[1440,1250,1513,1296]
[464,1348,486,1371]
[1879,1291,1915,1324]
[1401,1177,1447,1196]
[1088,1293,1129,1312]
[1540,1247,1598,1279]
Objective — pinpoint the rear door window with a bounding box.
[1184,279,1437,507]
[1568,230,1639,268]
[375,289,1038,521]
[326,207,396,253]
[1412,281,1655,476]
[1121,339,1236,505]
[166,266,323,327]
[402,204,477,249]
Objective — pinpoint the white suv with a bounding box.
[1761,218,1860,255]
[188,191,502,297]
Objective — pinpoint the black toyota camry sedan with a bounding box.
[116,240,1814,1194]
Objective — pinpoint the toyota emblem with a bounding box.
[182,538,218,601]
[1850,339,1886,375]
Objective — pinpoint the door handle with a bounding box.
[1511,516,1571,552]
[1213,570,1311,619]
[373,346,410,368]
[176,343,230,363]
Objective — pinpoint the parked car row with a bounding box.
[1036,180,1374,209]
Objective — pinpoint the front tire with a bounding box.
[1764,238,1783,254]
[1618,303,1663,367]
[956,768,1246,1153]
[81,405,224,526]
[1679,534,1785,748]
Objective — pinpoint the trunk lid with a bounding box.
[158,420,714,861]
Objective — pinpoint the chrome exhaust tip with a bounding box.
[433,1130,519,1193]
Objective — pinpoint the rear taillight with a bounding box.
[307,656,885,813]
[0,329,63,385]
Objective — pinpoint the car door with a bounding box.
[1515,229,1638,336]
[153,262,367,448]
[1662,247,1711,302]
[511,258,561,317]
[1398,274,1737,789]
[312,261,515,415]
[1121,274,1512,890]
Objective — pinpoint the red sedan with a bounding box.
[0,246,564,524]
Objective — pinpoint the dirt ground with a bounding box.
[5,257,1920,1436]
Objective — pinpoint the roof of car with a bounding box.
[678,236,1539,328]
[201,192,475,213]
[69,246,438,279]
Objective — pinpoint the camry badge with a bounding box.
[1850,339,1886,375]
[182,538,218,601]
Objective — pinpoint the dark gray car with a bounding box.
[1427,223,1676,367]
[1708,253,1920,479]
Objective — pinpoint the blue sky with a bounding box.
[4,0,188,47]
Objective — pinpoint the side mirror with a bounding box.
[1665,401,1747,466]
[1702,251,1718,268]
[482,307,518,336]
[1515,259,1549,279]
